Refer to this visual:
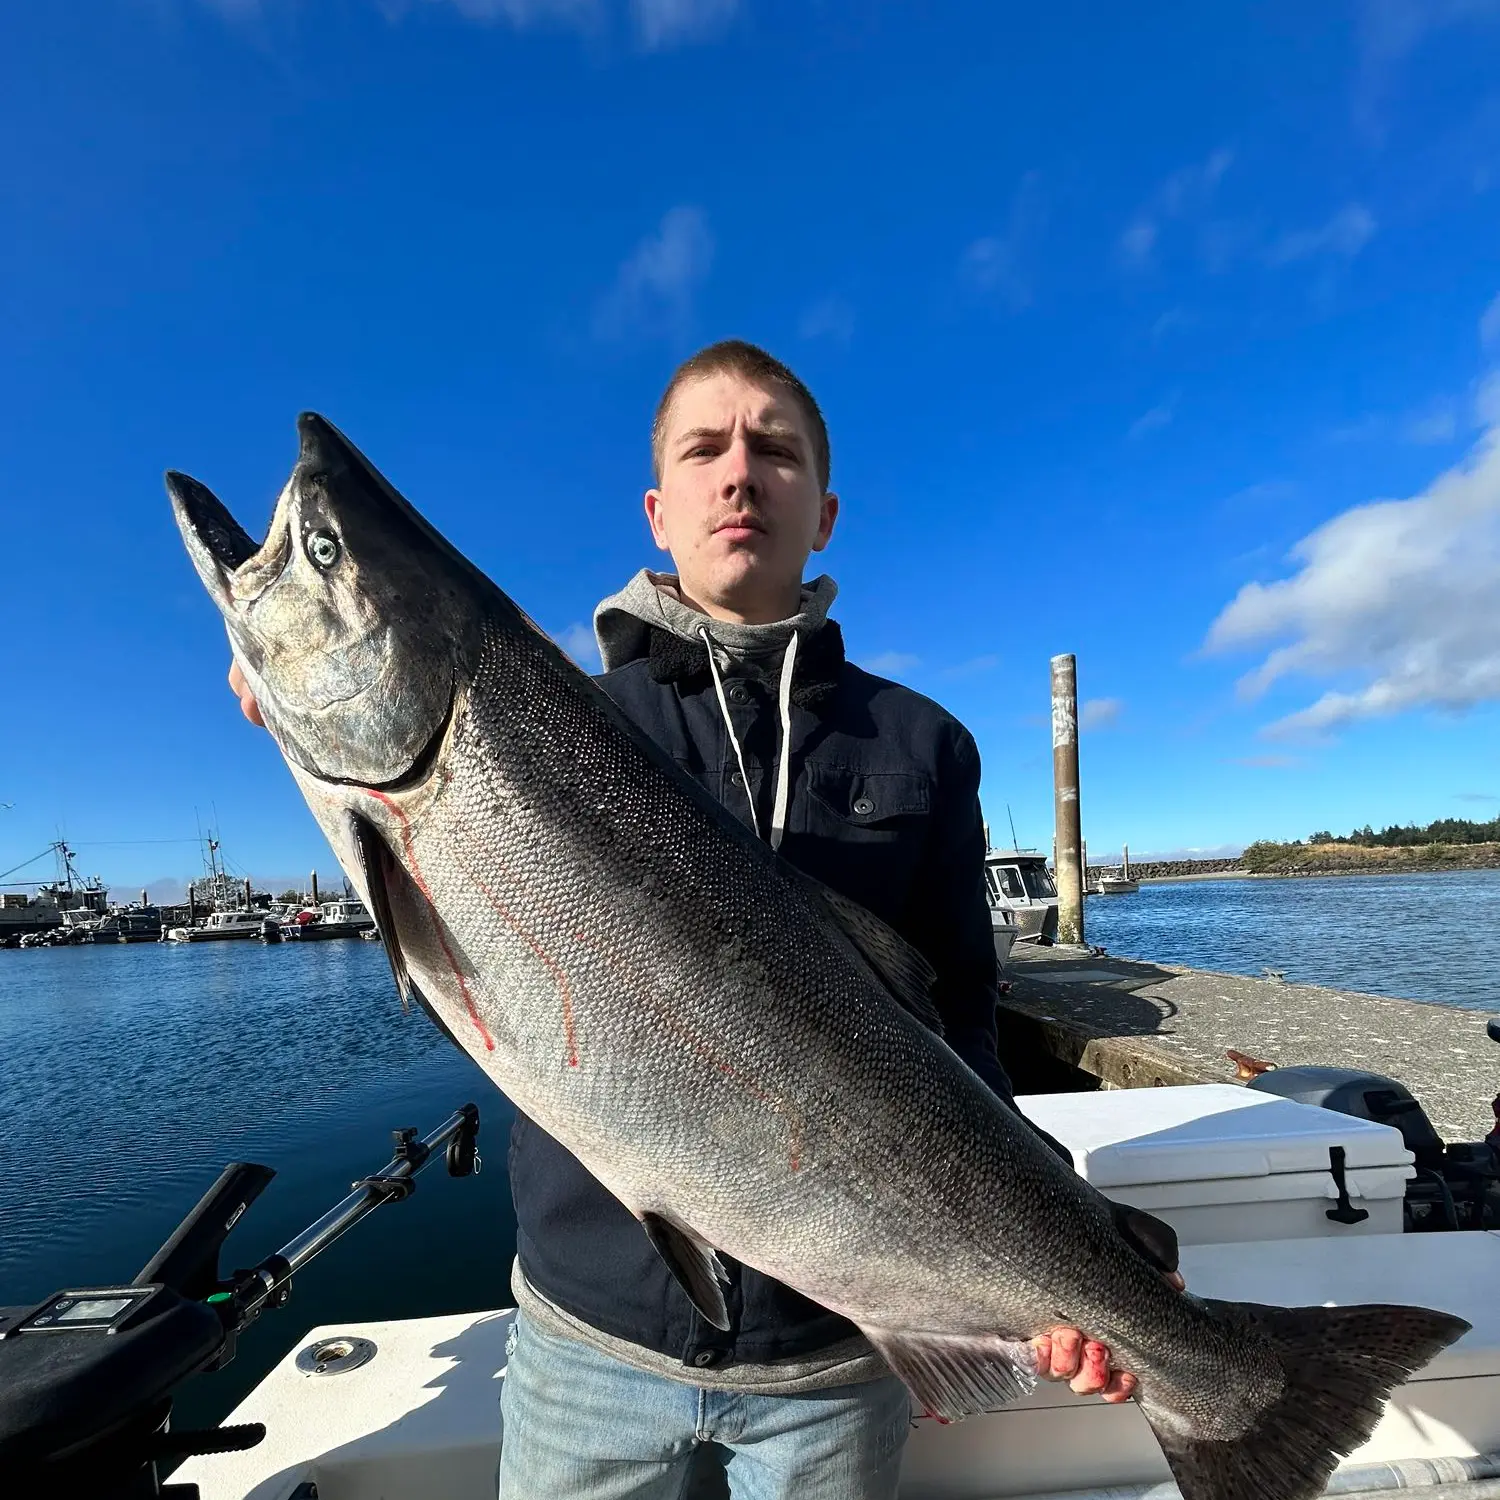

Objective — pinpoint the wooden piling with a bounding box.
[1051,653,1085,946]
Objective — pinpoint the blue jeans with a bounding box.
[498,1312,912,1499]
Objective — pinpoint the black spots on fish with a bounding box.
[1143,1300,1470,1500]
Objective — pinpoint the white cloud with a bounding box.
[1128,399,1175,441]
[630,0,737,48]
[193,0,736,48]
[798,295,855,345]
[1266,204,1377,266]
[593,206,713,341]
[1119,219,1157,269]
[865,651,920,678]
[1480,292,1500,349]
[1401,406,1459,444]
[1118,149,1233,272]
[942,654,1002,678]
[1078,697,1122,731]
[1354,0,1500,136]
[1204,420,1500,737]
[553,621,603,673]
[1455,790,1500,802]
[961,173,1045,310]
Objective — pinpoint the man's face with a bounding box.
[645,372,838,621]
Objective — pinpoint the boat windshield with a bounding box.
[990,865,1026,900]
[1020,864,1057,899]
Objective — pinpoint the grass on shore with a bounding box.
[1241,840,1500,874]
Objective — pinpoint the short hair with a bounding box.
[651,340,831,492]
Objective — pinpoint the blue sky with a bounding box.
[3,0,1500,895]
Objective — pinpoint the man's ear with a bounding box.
[644,489,672,552]
[811,491,840,553]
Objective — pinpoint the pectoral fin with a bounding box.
[350,810,415,1006]
[639,1213,731,1332]
[348,810,467,1050]
[861,1325,1038,1420]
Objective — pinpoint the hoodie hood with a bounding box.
[594,570,839,673]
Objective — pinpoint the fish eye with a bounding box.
[306,529,341,570]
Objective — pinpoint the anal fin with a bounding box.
[862,1325,1038,1421]
[639,1213,731,1332]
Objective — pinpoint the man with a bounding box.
[229,341,1176,1498]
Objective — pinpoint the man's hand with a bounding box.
[1033,1266,1186,1404]
[228,660,265,727]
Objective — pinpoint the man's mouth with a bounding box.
[714,516,767,539]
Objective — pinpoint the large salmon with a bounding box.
[168,415,1468,1500]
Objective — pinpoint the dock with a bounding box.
[999,944,1497,1142]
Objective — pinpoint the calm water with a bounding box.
[0,937,516,1428]
[1085,870,1500,1013]
[3,871,1497,1430]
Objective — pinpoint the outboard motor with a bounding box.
[1249,1024,1500,1232]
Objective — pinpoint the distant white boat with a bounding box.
[1089,844,1140,895]
[165,910,264,942]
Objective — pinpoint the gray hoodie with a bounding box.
[593,568,839,675]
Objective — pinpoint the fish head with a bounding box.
[168,412,480,790]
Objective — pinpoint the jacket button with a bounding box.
[692,1349,722,1368]
[727,684,751,705]
[852,796,875,815]
[731,771,746,788]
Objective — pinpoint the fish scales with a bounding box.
[169,414,1471,1500]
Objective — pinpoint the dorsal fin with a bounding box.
[805,879,944,1036]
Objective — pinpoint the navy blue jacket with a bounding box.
[509,619,1034,1371]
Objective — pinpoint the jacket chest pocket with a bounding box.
[796,769,933,913]
[807,769,931,827]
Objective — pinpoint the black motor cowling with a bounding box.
[1247,1065,1446,1169]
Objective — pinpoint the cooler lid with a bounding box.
[1016,1084,1413,1189]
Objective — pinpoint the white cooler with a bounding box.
[1016,1084,1415,1243]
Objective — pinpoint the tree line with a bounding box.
[1303,816,1500,848]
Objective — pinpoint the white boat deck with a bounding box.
[178,1232,1500,1500]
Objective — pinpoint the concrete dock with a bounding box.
[999,943,1499,1142]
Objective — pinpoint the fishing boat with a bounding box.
[281,896,376,940]
[984,849,1060,942]
[164,1081,1500,1500]
[164,909,265,942]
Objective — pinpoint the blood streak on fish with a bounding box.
[365,788,496,1052]
[469,869,579,1067]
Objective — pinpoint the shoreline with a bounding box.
[1136,864,1500,884]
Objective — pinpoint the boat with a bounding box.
[165,909,266,942]
[0,842,109,938]
[991,905,1019,966]
[282,896,376,940]
[983,849,1059,942]
[1090,844,1140,896]
[114,907,163,942]
[165,1081,1500,1500]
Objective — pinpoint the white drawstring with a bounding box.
[701,626,762,842]
[698,626,799,852]
[768,631,798,852]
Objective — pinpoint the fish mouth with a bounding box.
[166,470,266,604]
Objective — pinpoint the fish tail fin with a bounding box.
[1142,1301,1469,1500]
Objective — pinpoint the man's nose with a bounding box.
[719,436,758,502]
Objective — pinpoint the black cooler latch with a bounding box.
[1326,1145,1370,1225]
